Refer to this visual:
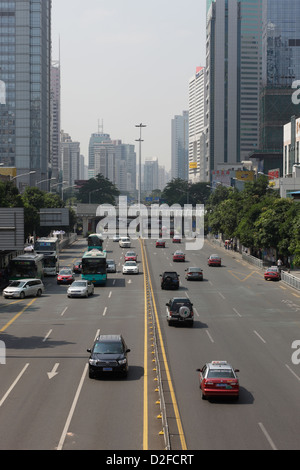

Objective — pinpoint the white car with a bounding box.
[119,237,131,248]
[67,280,94,298]
[3,279,45,299]
[122,261,139,274]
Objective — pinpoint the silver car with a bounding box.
[67,280,94,298]
[3,279,45,299]
[106,259,116,273]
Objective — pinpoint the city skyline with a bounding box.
[52,0,206,172]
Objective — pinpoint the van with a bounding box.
[119,237,131,248]
[3,279,45,299]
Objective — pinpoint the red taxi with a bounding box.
[156,240,165,248]
[173,250,185,262]
[172,235,181,243]
[124,251,137,262]
[208,254,221,267]
[57,268,75,285]
[197,361,240,400]
[264,266,280,281]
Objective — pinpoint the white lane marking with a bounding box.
[108,291,112,298]
[61,307,68,317]
[218,291,226,300]
[253,330,266,344]
[206,330,214,343]
[285,364,300,382]
[233,307,242,317]
[0,363,30,407]
[102,307,107,316]
[258,422,277,450]
[57,363,88,450]
[43,329,52,342]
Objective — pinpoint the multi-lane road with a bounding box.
[0,236,300,450]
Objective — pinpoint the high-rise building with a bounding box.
[88,133,111,179]
[188,66,207,182]
[171,111,189,180]
[144,157,159,193]
[51,60,61,180]
[60,130,80,188]
[0,0,52,191]
[206,0,262,173]
[250,0,300,174]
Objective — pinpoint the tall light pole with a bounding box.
[135,123,146,207]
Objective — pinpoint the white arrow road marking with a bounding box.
[47,363,60,379]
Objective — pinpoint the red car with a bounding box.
[197,361,240,400]
[172,235,181,243]
[124,251,137,262]
[173,250,185,262]
[264,266,281,281]
[156,240,165,248]
[208,254,221,266]
[57,268,75,285]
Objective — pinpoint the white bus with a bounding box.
[34,237,60,276]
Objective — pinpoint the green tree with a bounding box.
[77,174,120,205]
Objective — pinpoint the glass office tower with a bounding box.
[0,0,52,190]
[263,0,300,86]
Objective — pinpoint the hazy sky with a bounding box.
[52,1,207,171]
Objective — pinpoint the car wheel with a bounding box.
[20,291,25,299]
[88,368,95,379]
[201,392,206,400]
[36,289,42,297]
[85,291,89,298]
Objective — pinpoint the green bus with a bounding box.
[81,249,107,286]
[8,253,44,281]
[87,233,104,252]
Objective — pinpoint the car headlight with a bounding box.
[89,359,98,365]
[118,358,127,365]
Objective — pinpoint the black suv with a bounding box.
[160,271,180,290]
[166,297,194,327]
[87,334,131,378]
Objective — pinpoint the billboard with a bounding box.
[39,208,69,227]
[235,170,255,181]
[0,167,17,178]
[0,208,24,251]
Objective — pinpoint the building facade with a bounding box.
[0,0,52,191]
[171,111,189,181]
[50,60,61,180]
[188,66,207,182]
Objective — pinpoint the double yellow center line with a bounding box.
[140,238,187,450]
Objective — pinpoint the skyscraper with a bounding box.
[0,0,52,191]
[206,0,262,172]
[171,111,189,181]
[188,66,207,182]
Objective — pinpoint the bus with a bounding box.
[8,253,44,281]
[34,237,60,276]
[81,249,107,286]
[87,233,104,252]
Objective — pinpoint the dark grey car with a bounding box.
[106,259,116,273]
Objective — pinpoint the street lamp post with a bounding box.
[135,123,146,207]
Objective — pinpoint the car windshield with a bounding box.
[189,267,202,272]
[71,281,86,287]
[125,261,136,266]
[9,281,26,287]
[93,342,123,354]
[164,272,178,278]
[126,252,135,256]
[107,260,114,265]
[207,369,235,379]
[59,269,71,275]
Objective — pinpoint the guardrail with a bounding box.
[242,252,264,269]
[281,271,300,291]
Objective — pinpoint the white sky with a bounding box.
[52,0,207,171]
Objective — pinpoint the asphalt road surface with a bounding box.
[0,236,299,450]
